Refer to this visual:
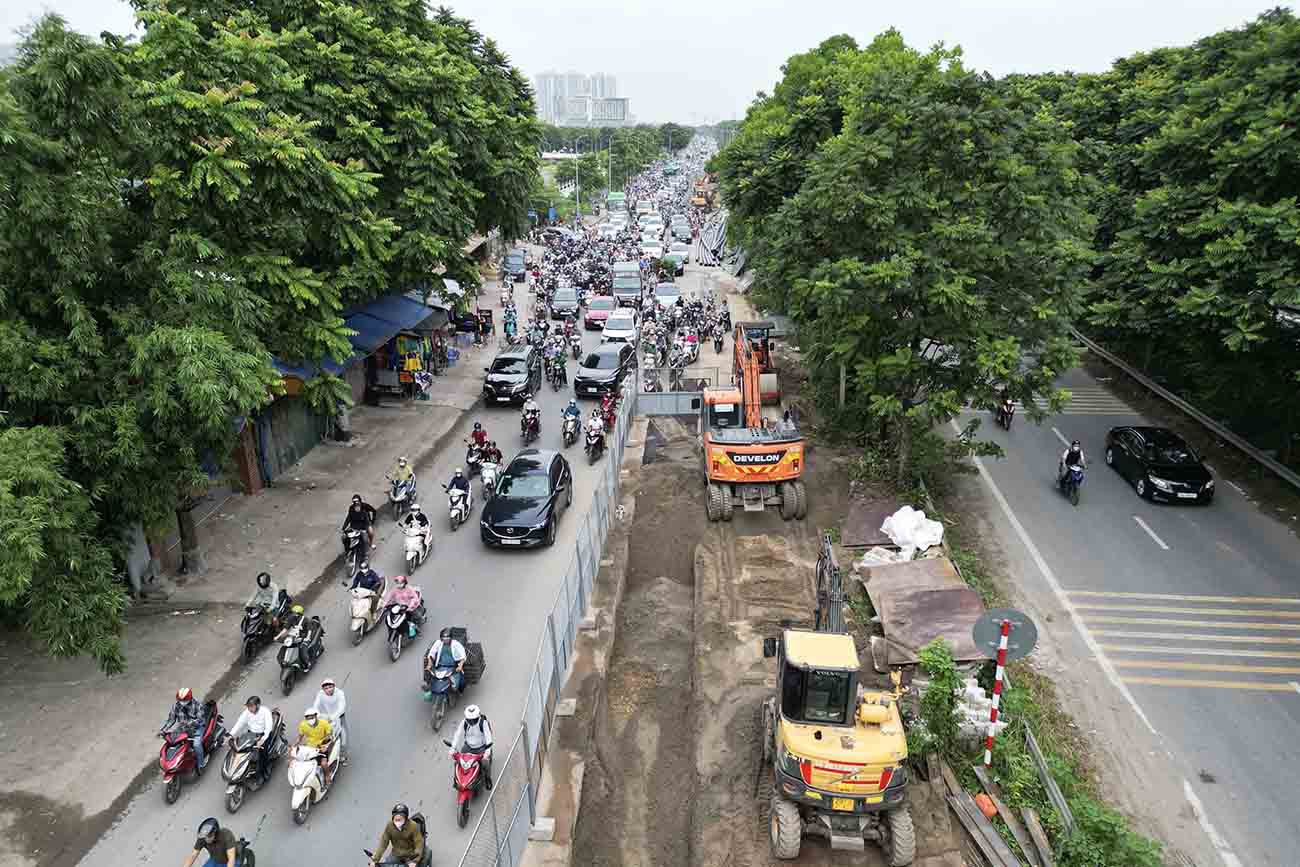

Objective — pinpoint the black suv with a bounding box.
[483,346,541,405]
[573,342,636,397]
[502,249,527,283]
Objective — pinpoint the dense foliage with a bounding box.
[0,5,539,672]
[714,33,1092,480]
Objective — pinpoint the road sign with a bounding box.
[547,206,557,222]
[972,608,1038,662]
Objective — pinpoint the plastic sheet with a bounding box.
[880,505,944,560]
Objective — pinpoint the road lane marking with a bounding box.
[1132,515,1170,550]
[1226,481,1246,495]
[1111,660,1300,675]
[1050,426,1069,447]
[1078,604,1300,618]
[950,419,1157,734]
[1086,616,1300,631]
[1101,644,1300,659]
[1126,677,1300,691]
[1184,779,1245,867]
[1069,590,1300,605]
[1094,630,1300,644]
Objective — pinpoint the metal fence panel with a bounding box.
[457,726,528,867]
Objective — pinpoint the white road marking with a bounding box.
[1102,644,1300,660]
[949,419,1158,734]
[1183,779,1245,867]
[1227,481,1246,496]
[1132,515,1170,550]
[1050,426,1069,447]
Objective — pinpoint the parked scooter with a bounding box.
[480,461,500,503]
[404,523,431,573]
[287,737,343,825]
[562,415,579,448]
[240,590,292,663]
[158,701,226,805]
[389,475,416,520]
[277,617,324,696]
[348,579,387,646]
[221,711,288,813]
[442,739,489,829]
[444,484,472,531]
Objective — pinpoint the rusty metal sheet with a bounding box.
[841,498,902,549]
[858,558,986,665]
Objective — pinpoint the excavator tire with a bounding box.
[769,788,802,860]
[793,480,808,520]
[706,484,722,522]
[719,488,734,522]
[884,806,916,866]
[464,642,486,685]
[779,482,797,521]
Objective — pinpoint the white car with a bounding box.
[601,312,640,344]
[669,242,691,264]
[641,244,664,259]
[653,282,681,309]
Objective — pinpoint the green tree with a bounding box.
[574,152,607,210]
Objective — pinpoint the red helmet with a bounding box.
[394,575,408,587]
[177,687,193,701]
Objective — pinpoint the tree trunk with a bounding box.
[176,504,207,576]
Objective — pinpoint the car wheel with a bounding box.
[545,518,557,547]
[1134,477,1148,499]
[566,484,573,507]
[1105,447,1114,467]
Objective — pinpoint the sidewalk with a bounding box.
[0,277,513,867]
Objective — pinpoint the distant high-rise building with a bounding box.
[590,73,618,99]
[533,70,629,127]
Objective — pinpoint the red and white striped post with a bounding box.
[984,618,1010,768]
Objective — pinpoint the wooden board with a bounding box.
[940,761,1022,867]
[973,765,1040,866]
[1022,808,1057,867]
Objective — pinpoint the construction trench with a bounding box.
[570,418,964,867]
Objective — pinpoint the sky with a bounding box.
[0,0,1280,123]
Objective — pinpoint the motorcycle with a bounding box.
[277,618,324,695]
[385,598,424,662]
[713,327,724,354]
[287,737,343,825]
[1059,464,1085,506]
[158,701,226,805]
[442,739,489,829]
[551,357,566,391]
[221,712,288,813]
[240,590,292,663]
[521,410,540,445]
[562,415,580,448]
[570,332,582,360]
[643,369,662,393]
[996,400,1015,431]
[348,580,387,646]
[339,528,368,584]
[363,815,432,867]
[480,460,500,502]
[464,441,483,477]
[404,523,431,572]
[683,333,699,364]
[425,665,462,733]
[585,425,605,465]
[444,484,472,531]
[600,394,619,432]
[389,476,416,520]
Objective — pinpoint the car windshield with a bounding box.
[614,277,641,290]
[496,470,550,499]
[589,297,616,311]
[655,285,678,298]
[554,289,577,303]
[582,352,619,370]
[505,255,524,266]
[490,357,526,374]
[606,316,634,331]
[670,244,688,253]
[1146,434,1200,466]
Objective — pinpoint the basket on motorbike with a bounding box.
[422,627,486,688]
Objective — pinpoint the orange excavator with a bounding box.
[700,321,807,521]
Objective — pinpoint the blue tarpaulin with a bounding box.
[274,291,441,377]
[272,355,352,379]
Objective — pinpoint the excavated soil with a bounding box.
[573,419,962,867]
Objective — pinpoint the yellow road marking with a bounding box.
[1068,590,1300,605]
[1085,616,1300,631]
[1101,644,1300,660]
[1076,604,1300,619]
[1093,630,1300,644]
[1121,677,1300,692]
[1112,660,1300,675]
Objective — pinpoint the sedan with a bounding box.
[641,244,664,260]
[601,312,639,344]
[1104,426,1215,503]
[662,253,686,276]
[653,282,681,309]
[584,295,618,330]
[479,450,574,548]
[669,242,691,264]
[573,342,637,397]
[550,287,580,320]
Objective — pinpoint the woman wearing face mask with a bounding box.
[369,803,425,867]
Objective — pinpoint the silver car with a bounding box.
[601,312,639,344]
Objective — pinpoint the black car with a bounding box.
[502,249,527,283]
[482,347,541,406]
[480,449,574,548]
[1104,426,1215,503]
[550,287,581,320]
[573,343,636,398]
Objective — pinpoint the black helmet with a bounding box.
[440,627,452,641]
[245,695,261,708]
[351,493,362,505]
[392,803,409,818]
[256,571,270,589]
[1071,440,1081,449]
[197,817,220,838]
[474,422,483,431]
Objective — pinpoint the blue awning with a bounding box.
[272,355,352,380]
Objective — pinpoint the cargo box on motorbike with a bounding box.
[426,627,487,685]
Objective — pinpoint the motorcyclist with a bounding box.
[521,397,540,435]
[552,350,568,385]
[562,398,582,422]
[293,707,335,787]
[350,560,384,593]
[483,441,503,465]
[369,803,424,867]
[343,493,378,548]
[449,704,494,790]
[469,422,488,448]
[587,408,606,442]
[162,687,208,772]
[184,817,239,867]
[1060,440,1086,479]
[447,469,471,497]
[381,575,424,626]
[245,572,281,630]
[227,695,275,784]
[423,627,467,695]
[388,456,415,487]
[276,604,324,667]
[313,677,348,759]
[400,503,431,557]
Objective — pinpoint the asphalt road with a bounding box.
[963,365,1300,867]
[79,275,628,867]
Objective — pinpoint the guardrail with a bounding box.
[1072,327,1300,491]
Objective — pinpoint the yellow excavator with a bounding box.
[760,533,914,865]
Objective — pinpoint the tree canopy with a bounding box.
[0,5,539,672]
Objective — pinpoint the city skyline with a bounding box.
[533,69,633,127]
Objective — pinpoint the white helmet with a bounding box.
[411,503,421,513]
[304,707,318,719]
[464,704,482,722]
